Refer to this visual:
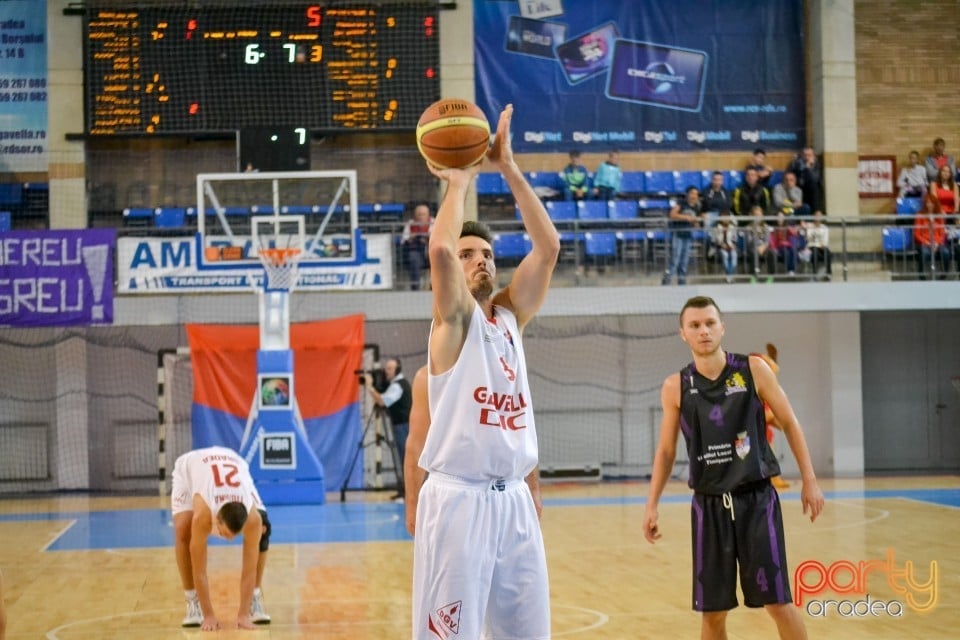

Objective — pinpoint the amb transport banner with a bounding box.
[0,0,47,172]
[0,229,115,327]
[474,0,805,152]
[117,234,393,292]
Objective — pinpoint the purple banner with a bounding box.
[0,229,115,327]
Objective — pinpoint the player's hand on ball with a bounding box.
[425,159,480,187]
[643,507,661,543]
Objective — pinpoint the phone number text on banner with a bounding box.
[118,235,393,292]
[0,229,115,327]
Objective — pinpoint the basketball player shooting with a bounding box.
[644,296,824,640]
[413,103,559,639]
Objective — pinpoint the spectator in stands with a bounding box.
[746,148,773,187]
[771,170,809,218]
[898,150,928,199]
[701,171,732,272]
[591,151,622,201]
[925,137,956,183]
[914,192,950,279]
[401,203,434,290]
[661,186,702,286]
[733,167,771,222]
[711,211,738,283]
[767,212,799,277]
[701,171,731,226]
[803,210,831,279]
[929,164,958,218]
[561,150,590,201]
[745,205,772,282]
[788,146,825,214]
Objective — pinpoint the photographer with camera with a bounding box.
[364,357,412,501]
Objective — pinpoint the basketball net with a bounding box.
[258,247,302,292]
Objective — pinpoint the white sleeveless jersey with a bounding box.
[422,304,538,481]
[173,446,264,515]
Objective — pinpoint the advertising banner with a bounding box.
[118,234,394,292]
[0,229,115,327]
[475,0,805,152]
[0,0,47,171]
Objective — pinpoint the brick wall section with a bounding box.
[856,0,960,213]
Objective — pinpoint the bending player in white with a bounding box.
[414,103,559,639]
[171,446,271,630]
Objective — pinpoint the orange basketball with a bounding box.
[416,98,491,170]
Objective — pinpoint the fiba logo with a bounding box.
[628,61,685,93]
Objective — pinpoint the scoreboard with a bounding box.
[84,2,440,136]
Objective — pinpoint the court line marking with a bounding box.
[40,519,76,552]
[552,603,610,636]
[806,499,890,532]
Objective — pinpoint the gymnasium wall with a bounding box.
[855,0,960,214]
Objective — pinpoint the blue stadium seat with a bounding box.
[154,207,186,228]
[372,203,404,221]
[638,198,673,212]
[724,170,744,191]
[527,171,563,193]
[644,171,673,195]
[493,232,531,261]
[250,204,275,214]
[577,200,608,221]
[896,198,922,215]
[882,226,912,252]
[0,183,22,206]
[281,205,319,216]
[224,206,250,216]
[769,170,784,186]
[619,171,645,195]
[700,170,713,188]
[673,171,703,193]
[546,201,577,221]
[477,173,507,197]
[123,207,154,226]
[584,232,617,258]
[0,211,10,232]
[608,200,639,220]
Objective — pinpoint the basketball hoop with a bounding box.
[258,247,302,292]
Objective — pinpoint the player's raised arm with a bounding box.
[489,105,560,329]
[644,374,682,543]
[404,365,429,536]
[749,355,824,521]
[426,161,482,371]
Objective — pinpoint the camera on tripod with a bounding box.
[355,367,388,391]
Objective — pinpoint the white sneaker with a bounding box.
[182,596,202,627]
[250,590,272,624]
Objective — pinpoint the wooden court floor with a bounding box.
[1,476,957,639]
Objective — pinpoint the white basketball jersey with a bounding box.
[176,446,264,515]
[422,304,538,481]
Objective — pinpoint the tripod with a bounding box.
[340,404,403,502]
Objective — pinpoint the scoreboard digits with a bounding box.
[84,2,440,135]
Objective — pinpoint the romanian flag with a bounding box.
[187,315,365,490]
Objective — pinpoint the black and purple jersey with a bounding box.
[679,352,780,495]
